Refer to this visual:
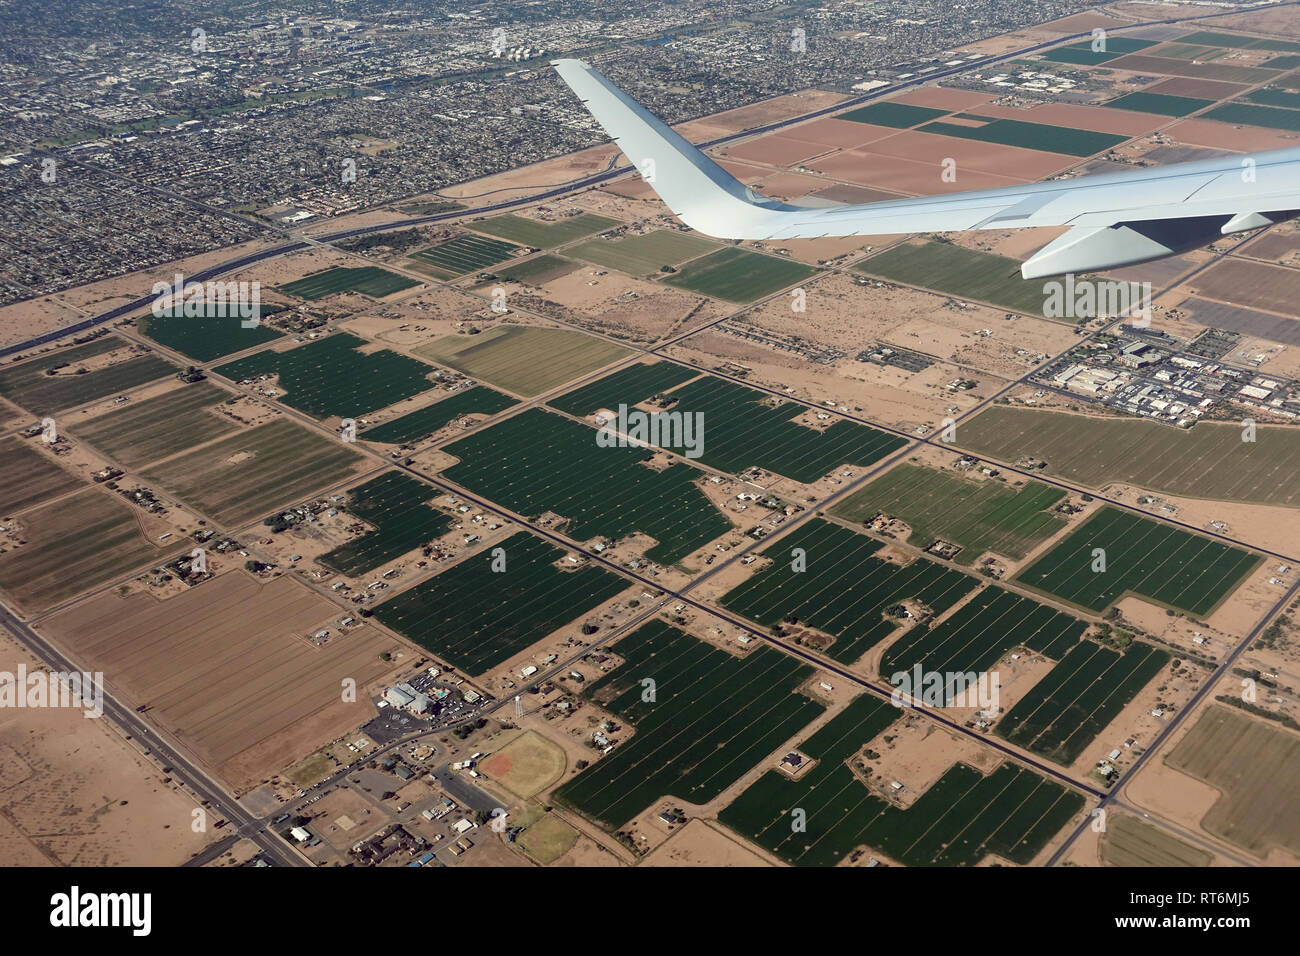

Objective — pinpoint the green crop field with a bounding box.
[855,240,1049,315]
[72,382,238,469]
[838,102,951,127]
[215,332,436,418]
[361,386,515,444]
[1105,91,1213,116]
[278,266,419,300]
[880,585,1086,683]
[468,212,621,247]
[137,308,285,362]
[720,518,979,664]
[407,234,521,278]
[1178,31,1300,52]
[1151,42,1222,60]
[662,247,818,303]
[140,417,363,526]
[956,406,1300,506]
[657,375,905,481]
[1039,37,1156,65]
[0,337,178,415]
[442,408,732,566]
[487,254,581,284]
[998,640,1169,765]
[0,437,84,514]
[318,472,452,576]
[830,464,1067,564]
[548,361,700,417]
[920,116,1129,156]
[1205,102,1300,132]
[553,619,825,828]
[1015,506,1260,616]
[415,325,631,397]
[1245,87,1300,109]
[373,530,629,674]
[719,694,1085,866]
[569,230,719,275]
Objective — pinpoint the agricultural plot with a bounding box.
[406,234,521,279]
[956,406,1300,506]
[215,332,436,419]
[919,117,1128,156]
[1244,87,1300,109]
[140,418,363,526]
[1105,91,1213,116]
[468,212,621,247]
[662,247,819,303]
[1178,31,1300,52]
[997,640,1170,765]
[72,382,237,469]
[488,254,581,284]
[0,488,160,612]
[553,619,825,828]
[372,531,629,674]
[360,386,515,444]
[442,408,732,565]
[137,308,284,362]
[568,230,719,276]
[0,337,177,415]
[855,241,1049,316]
[1014,506,1260,617]
[277,266,418,300]
[547,361,699,416]
[1204,102,1300,132]
[720,518,979,664]
[656,376,905,482]
[830,464,1067,565]
[0,437,83,515]
[718,694,1084,866]
[1039,37,1156,65]
[318,472,452,576]
[838,102,951,127]
[415,325,631,397]
[1100,815,1211,867]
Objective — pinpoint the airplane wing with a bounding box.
[552,57,1300,277]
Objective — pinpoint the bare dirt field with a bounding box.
[640,817,774,866]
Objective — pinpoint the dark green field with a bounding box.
[278,266,419,300]
[854,241,1049,316]
[838,102,950,127]
[442,408,732,565]
[920,117,1128,157]
[0,337,177,415]
[718,694,1085,866]
[373,531,629,674]
[568,230,719,275]
[1205,102,1300,132]
[0,437,83,514]
[881,585,1086,682]
[361,386,515,444]
[553,619,825,828]
[215,332,436,418]
[720,518,979,664]
[547,361,699,417]
[407,234,521,278]
[469,212,621,247]
[1014,506,1260,617]
[830,463,1067,564]
[318,472,453,576]
[72,382,237,469]
[1245,87,1300,109]
[487,254,581,284]
[662,247,818,303]
[999,640,1170,765]
[1178,31,1300,52]
[137,308,285,361]
[1039,37,1156,65]
[1105,91,1213,116]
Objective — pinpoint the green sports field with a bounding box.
[662,247,818,303]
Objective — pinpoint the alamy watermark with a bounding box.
[595,404,704,459]
[0,664,103,718]
[1043,274,1151,326]
[889,664,999,713]
[151,272,261,327]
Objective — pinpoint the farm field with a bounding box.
[1100,814,1212,867]
[997,640,1170,765]
[838,101,950,127]
[360,386,515,444]
[1203,102,1300,132]
[854,241,1049,316]
[656,375,906,482]
[277,266,419,300]
[1177,31,1300,52]
[140,417,364,526]
[720,518,980,664]
[215,332,436,419]
[415,325,631,397]
[71,382,237,469]
[919,116,1128,156]
[662,247,818,303]
[1014,506,1260,617]
[830,463,1067,565]
[955,406,1300,506]
[1245,88,1300,109]
[0,488,161,613]
[1104,54,1280,85]
[548,360,700,417]
[1038,37,1156,65]
[1166,706,1300,858]
[718,694,1085,865]
[442,408,732,565]
[0,437,83,514]
[318,471,452,576]
[468,212,621,247]
[0,337,177,415]
[568,230,719,276]
[406,234,521,279]
[488,254,581,284]
[552,619,825,828]
[41,572,398,790]
[137,309,284,362]
[880,585,1086,682]
[372,530,629,674]
[1104,91,1213,116]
